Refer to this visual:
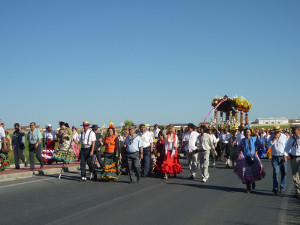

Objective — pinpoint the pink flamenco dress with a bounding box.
[161,134,182,175]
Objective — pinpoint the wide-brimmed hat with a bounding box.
[273,125,281,132]
[81,121,90,126]
[91,124,99,130]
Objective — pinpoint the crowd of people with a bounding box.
[0,121,299,198]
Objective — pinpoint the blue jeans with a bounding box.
[141,147,151,176]
[271,156,287,191]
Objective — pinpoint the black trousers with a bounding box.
[93,150,105,168]
[13,147,27,168]
[220,143,230,159]
[80,147,94,178]
[29,144,44,169]
[127,152,141,182]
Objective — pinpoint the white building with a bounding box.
[253,118,289,125]
[289,118,300,125]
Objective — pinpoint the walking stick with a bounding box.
[58,136,73,180]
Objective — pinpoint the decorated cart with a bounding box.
[205,95,252,130]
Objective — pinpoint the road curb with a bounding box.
[0,166,81,182]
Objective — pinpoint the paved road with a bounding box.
[1,158,299,225]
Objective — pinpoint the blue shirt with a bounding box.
[27,129,43,145]
[124,135,143,153]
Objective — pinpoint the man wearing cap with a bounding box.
[78,121,96,181]
[138,124,153,177]
[124,125,143,184]
[42,124,57,164]
[91,124,105,179]
[183,123,200,180]
[27,122,44,170]
[153,124,160,140]
[197,126,214,182]
[12,123,28,169]
[267,125,288,194]
[284,125,300,198]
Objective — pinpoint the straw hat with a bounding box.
[81,121,90,126]
[273,125,281,132]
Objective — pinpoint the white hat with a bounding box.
[46,124,52,128]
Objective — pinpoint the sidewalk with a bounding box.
[0,162,81,182]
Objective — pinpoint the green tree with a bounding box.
[121,120,135,132]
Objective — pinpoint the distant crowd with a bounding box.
[0,121,299,198]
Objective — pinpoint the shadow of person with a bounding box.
[166,182,277,196]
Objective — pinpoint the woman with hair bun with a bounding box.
[101,123,120,181]
[234,128,265,193]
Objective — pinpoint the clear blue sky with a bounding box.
[1,0,299,129]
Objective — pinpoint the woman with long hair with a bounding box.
[161,125,182,179]
[71,126,80,161]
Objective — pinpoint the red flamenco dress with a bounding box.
[42,139,56,164]
[154,139,165,174]
[161,134,182,175]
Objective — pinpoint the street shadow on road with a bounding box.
[166,182,281,196]
[282,197,300,224]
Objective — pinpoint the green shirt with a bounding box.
[27,129,43,145]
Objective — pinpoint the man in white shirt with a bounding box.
[43,124,57,149]
[183,123,199,179]
[138,124,154,177]
[153,124,161,140]
[197,126,214,182]
[284,125,300,198]
[78,121,96,181]
[267,126,288,194]
[219,129,232,164]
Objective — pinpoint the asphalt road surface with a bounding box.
[1,158,299,225]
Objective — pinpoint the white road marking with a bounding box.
[0,177,54,189]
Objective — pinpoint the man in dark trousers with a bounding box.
[124,125,143,184]
[12,123,28,169]
[78,121,96,182]
[91,124,105,179]
[27,122,44,170]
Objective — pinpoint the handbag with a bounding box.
[20,143,25,149]
[1,143,9,154]
[245,156,254,165]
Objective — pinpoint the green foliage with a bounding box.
[121,120,134,132]
[158,125,165,131]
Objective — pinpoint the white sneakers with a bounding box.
[81,177,87,181]
[201,174,209,183]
